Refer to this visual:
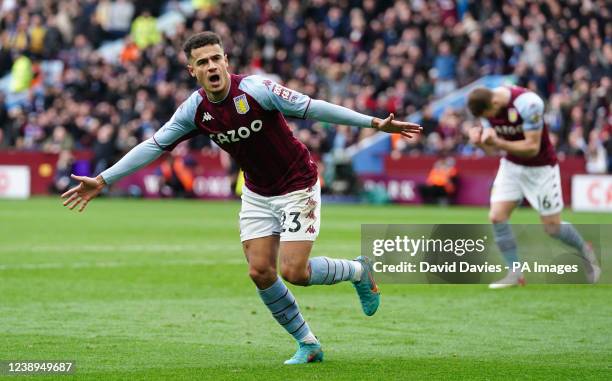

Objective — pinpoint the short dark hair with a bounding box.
[182,32,224,59]
[467,87,493,117]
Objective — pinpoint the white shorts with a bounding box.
[239,181,321,242]
[490,158,563,216]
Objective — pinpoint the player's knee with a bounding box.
[248,266,276,287]
[280,266,309,286]
[489,211,507,225]
[543,221,561,236]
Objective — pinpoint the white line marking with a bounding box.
[0,258,245,271]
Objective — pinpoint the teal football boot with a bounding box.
[353,256,380,316]
[284,342,323,365]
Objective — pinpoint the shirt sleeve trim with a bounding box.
[152,135,166,150]
[302,98,312,119]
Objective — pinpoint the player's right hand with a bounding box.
[61,174,106,212]
[480,127,498,146]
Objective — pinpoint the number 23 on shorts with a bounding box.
[280,211,301,233]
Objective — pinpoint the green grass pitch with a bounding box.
[0,197,610,380]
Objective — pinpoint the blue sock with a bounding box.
[550,221,586,253]
[257,277,312,342]
[493,222,519,267]
[308,257,358,285]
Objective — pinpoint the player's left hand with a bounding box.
[480,128,498,146]
[372,113,422,138]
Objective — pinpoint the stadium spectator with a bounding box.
[158,143,195,198]
[28,14,46,59]
[42,125,74,154]
[80,13,106,49]
[437,109,462,153]
[105,0,135,39]
[433,41,457,97]
[192,0,217,12]
[50,149,76,194]
[9,52,33,92]
[41,15,64,59]
[130,10,160,49]
[585,129,608,174]
[91,123,116,175]
[119,36,139,64]
[0,93,8,132]
[418,156,458,205]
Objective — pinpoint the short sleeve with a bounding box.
[515,92,544,131]
[239,75,311,118]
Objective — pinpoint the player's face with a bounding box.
[481,106,497,119]
[187,44,230,98]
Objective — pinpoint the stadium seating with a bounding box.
[0,0,609,185]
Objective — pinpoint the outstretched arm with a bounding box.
[62,138,164,212]
[239,75,421,137]
[306,99,422,138]
[61,91,202,212]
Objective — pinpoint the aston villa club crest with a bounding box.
[233,94,250,114]
[508,108,518,123]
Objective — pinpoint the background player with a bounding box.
[467,86,600,288]
[61,32,421,364]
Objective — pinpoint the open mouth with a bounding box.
[208,74,221,85]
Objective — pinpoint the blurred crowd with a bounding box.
[0,0,610,174]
